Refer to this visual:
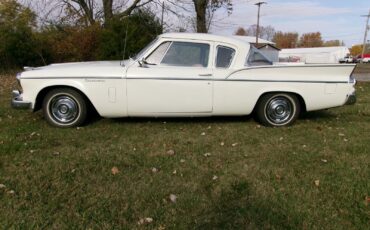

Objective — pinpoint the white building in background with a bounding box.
[279,46,350,64]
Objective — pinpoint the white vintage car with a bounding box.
[12,33,356,127]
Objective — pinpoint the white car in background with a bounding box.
[12,33,356,127]
[339,55,354,63]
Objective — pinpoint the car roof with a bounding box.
[159,33,250,49]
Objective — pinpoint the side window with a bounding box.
[216,46,235,68]
[246,47,272,66]
[145,41,171,65]
[161,42,210,67]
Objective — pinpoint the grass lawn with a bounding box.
[0,73,369,229]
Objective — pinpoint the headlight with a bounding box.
[16,72,23,93]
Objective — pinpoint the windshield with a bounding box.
[245,46,273,66]
[133,37,158,60]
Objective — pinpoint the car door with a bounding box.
[126,40,214,115]
[212,44,255,115]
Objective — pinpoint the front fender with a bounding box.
[21,78,127,117]
[22,79,87,110]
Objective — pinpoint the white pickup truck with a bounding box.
[339,55,354,63]
[12,33,356,127]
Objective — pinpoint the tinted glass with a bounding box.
[161,42,210,67]
[134,37,158,60]
[216,46,235,68]
[146,41,171,65]
[246,47,272,66]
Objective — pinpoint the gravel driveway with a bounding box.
[353,73,370,82]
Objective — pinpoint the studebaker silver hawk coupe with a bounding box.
[12,33,356,127]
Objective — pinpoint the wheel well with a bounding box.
[253,91,307,113]
[34,86,97,113]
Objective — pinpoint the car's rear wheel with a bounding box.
[43,88,87,127]
[256,93,300,127]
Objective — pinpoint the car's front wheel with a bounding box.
[256,93,300,127]
[43,88,87,127]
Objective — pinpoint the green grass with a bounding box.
[1,74,369,229]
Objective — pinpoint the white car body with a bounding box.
[13,33,357,127]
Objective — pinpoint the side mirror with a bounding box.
[138,58,145,67]
[138,58,156,68]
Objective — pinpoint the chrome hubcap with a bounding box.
[50,95,79,123]
[266,97,293,124]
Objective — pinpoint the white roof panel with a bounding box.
[232,36,275,45]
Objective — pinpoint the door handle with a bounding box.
[198,73,213,77]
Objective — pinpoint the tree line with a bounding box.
[0,0,165,69]
[0,0,356,70]
[235,26,345,49]
[0,0,235,69]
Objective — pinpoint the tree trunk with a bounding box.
[72,0,95,25]
[117,0,154,19]
[193,0,208,33]
[102,0,113,22]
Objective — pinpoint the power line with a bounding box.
[255,2,266,45]
[161,1,165,32]
[361,9,370,62]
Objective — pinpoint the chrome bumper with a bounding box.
[345,92,356,105]
[11,90,32,109]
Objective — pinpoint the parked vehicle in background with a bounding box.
[362,54,370,63]
[352,55,359,63]
[356,54,370,63]
[12,33,357,128]
[339,55,354,63]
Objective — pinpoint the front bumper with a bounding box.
[11,90,32,109]
[345,92,356,105]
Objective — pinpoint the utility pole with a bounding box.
[361,9,370,63]
[161,1,165,32]
[255,2,266,45]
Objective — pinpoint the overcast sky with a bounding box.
[25,0,369,47]
[183,0,369,47]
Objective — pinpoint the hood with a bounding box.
[21,60,131,79]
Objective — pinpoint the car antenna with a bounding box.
[121,17,129,66]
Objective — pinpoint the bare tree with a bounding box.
[72,0,95,25]
[192,0,207,32]
[242,24,275,41]
[102,0,113,20]
[234,27,247,36]
[43,0,157,26]
[191,0,232,33]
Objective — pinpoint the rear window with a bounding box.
[245,46,272,66]
[216,46,235,68]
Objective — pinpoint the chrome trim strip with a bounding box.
[221,79,348,83]
[20,76,122,80]
[244,64,356,70]
[20,76,348,84]
[226,64,357,79]
[126,77,348,84]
